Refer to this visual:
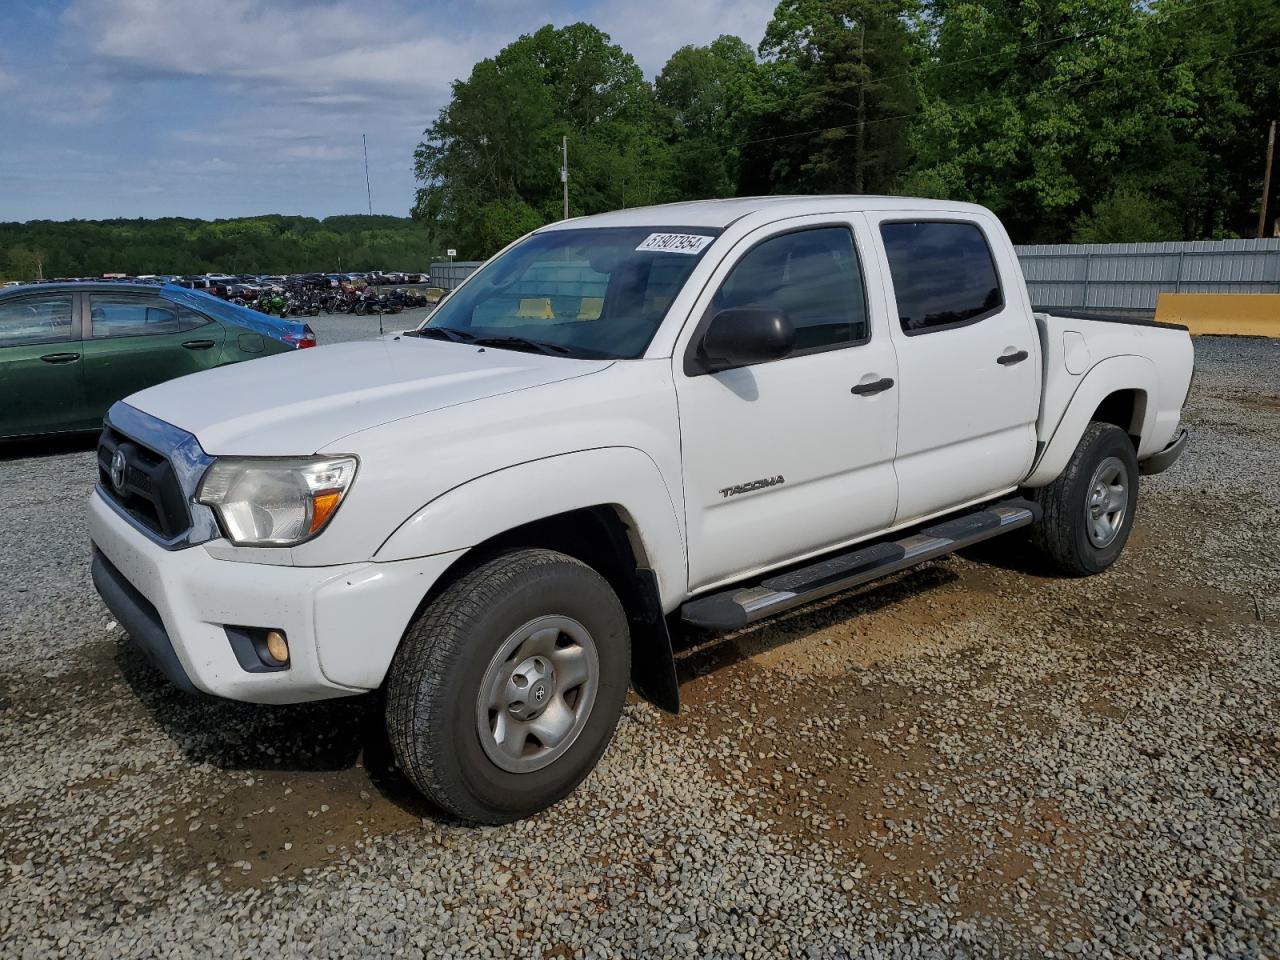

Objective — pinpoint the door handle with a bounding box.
[40,352,79,364]
[997,349,1029,366]
[851,377,895,396]
[182,339,216,350]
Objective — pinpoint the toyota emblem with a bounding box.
[109,449,127,492]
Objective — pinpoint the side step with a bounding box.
[680,498,1040,630]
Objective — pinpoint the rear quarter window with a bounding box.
[880,221,1003,334]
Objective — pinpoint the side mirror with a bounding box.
[694,308,795,374]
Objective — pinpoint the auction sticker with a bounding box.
[636,233,715,255]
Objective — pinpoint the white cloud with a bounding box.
[589,0,775,73]
[8,0,782,219]
[62,0,487,109]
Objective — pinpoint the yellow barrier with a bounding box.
[517,297,555,320]
[1155,293,1280,337]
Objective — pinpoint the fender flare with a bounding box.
[1024,355,1158,488]
[375,446,688,611]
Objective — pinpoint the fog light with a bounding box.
[264,629,290,664]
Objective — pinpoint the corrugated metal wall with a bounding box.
[1015,239,1280,315]
[429,261,482,290]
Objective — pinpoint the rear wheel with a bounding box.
[386,549,630,824]
[1029,422,1139,576]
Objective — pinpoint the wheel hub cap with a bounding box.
[505,656,555,721]
[1086,456,1129,548]
[476,615,600,774]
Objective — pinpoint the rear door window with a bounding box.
[0,295,74,344]
[879,221,1003,334]
[89,296,181,338]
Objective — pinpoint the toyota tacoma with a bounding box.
[88,197,1193,823]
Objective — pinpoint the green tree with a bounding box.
[1070,188,1180,243]
[476,199,545,252]
[742,0,920,196]
[0,216,439,280]
[413,23,674,258]
[0,245,47,282]
[904,0,1279,241]
[655,36,762,199]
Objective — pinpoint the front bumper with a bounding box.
[88,489,464,704]
[1139,427,1188,475]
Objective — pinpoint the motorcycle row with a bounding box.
[232,281,433,318]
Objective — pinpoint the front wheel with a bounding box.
[386,549,630,824]
[1028,421,1139,576]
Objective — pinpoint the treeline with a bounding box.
[0,215,436,282]
[414,0,1280,257]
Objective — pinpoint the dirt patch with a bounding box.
[115,761,427,890]
[0,643,437,892]
[662,658,1091,935]
[1211,392,1280,415]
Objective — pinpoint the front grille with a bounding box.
[97,425,192,540]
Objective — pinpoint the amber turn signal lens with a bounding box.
[309,490,343,534]
[264,629,290,664]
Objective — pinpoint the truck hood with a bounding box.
[126,336,612,455]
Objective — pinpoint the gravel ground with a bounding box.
[306,306,433,345]
[0,336,1276,958]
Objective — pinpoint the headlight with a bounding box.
[196,456,358,546]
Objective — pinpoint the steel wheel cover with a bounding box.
[475,615,600,774]
[1086,455,1129,547]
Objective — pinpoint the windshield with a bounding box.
[421,226,722,359]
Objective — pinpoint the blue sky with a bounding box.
[0,0,777,222]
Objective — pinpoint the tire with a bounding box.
[386,549,631,824]
[1029,422,1139,576]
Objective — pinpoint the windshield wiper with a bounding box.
[471,335,570,356]
[410,326,478,344]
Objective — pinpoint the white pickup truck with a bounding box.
[88,197,1193,823]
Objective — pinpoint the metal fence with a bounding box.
[1015,239,1280,316]
[429,260,482,290]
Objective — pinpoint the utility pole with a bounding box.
[363,133,373,217]
[855,22,866,194]
[1259,120,1276,239]
[561,136,569,220]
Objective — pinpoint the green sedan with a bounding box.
[0,282,316,440]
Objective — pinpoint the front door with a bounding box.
[81,294,224,416]
[0,292,91,438]
[674,217,900,592]
[867,214,1040,523]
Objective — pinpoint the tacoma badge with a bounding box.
[719,476,785,498]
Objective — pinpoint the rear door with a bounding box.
[0,292,91,438]
[81,293,225,416]
[866,213,1040,522]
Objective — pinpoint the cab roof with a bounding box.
[536,195,993,232]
